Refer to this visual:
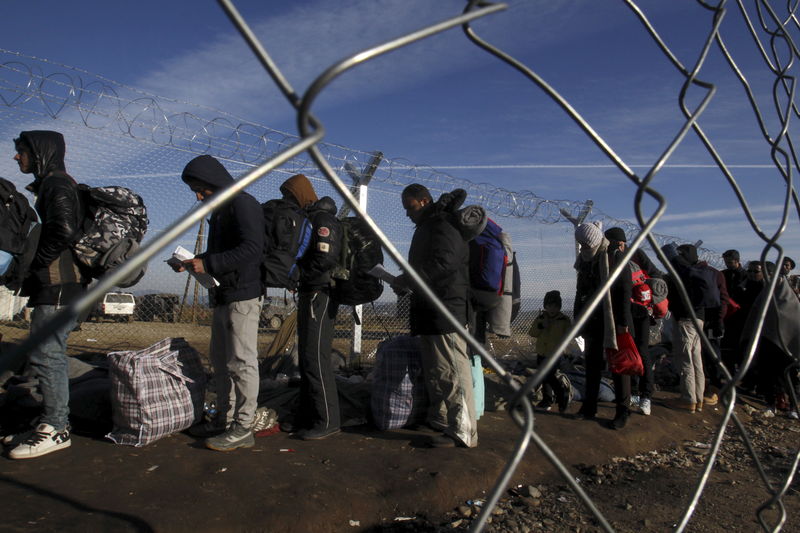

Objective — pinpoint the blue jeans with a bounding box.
[28,305,76,431]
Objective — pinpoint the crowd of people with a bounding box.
[532,222,800,430]
[3,129,798,462]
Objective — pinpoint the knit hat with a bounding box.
[604,227,627,243]
[575,222,603,248]
[722,249,740,260]
[543,290,562,308]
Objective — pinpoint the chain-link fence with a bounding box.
[1,0,799,531]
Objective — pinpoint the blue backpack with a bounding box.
[469,218,508,294]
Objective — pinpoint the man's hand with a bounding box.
[183,258,206,274]
[391,274,410,296]
[167,257,185,273]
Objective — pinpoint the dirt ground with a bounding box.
[0,320,798,532]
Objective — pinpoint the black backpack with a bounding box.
[686,263,721,309]
[0,178,41,291]
[72,185,149,287]
[262,198,313,291]
[331,217,384,306]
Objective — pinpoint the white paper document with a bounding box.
[168,245,219,289]
[367,263,397,285]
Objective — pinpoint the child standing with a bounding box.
[528,290,573,412]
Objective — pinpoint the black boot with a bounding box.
[611,405,629,430]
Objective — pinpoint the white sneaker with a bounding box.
[9,423,71,460]
[640,397,652,416]
[630,395,640,409]
[1,417,41,446]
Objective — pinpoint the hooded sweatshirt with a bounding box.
[181,155,264,306]
[16,130,86,306]
[280,174,318,209]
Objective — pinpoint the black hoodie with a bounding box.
[16,131,86,306]
[181,155,264,306]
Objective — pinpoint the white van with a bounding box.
[97,292,136,322]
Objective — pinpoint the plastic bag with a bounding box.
[606,331,644,376]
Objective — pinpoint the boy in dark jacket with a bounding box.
[6,130,87,459]
[175,155,264,451]
[280,174,343,440]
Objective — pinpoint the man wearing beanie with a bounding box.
[573,222,633,429]
[173,155,264,451]
[604,227,664,416]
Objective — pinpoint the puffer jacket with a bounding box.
[181,155,264,306]
[17,130,87,306]
[407,201,470,336]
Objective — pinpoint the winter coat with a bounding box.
[17,130,87,306]
[298,196,341,291]
[574,247,632,341]
[181,155,264,306]
[407,201,469,336]
[528,311,572,357]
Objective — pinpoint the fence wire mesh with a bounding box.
[0,0,798,531]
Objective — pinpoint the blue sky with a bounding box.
[2,0,798,266]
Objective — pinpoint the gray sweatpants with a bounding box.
[420,331,478,447]
[209,297,262,428]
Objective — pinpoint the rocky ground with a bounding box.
[371,402,800,532]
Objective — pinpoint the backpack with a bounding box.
[261,198,313,291]
[0,178,40,292]
[628,259,670,319]
[469,218,508,294]
[686,263,721,309]
[648,277,669,319]
[72,185,148,287]
[332,216,384,306]
[629,261,653,310]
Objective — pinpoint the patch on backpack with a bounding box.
[317,226,330,237]
[318,242,330,253]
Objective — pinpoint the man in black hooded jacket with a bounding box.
[391,183,476,448]
[7,130,87,459]
[174,155,264,452]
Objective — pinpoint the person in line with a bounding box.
[5,130,88,459]
[573,222,633,429]
[663,244,708,413]
[781,257,795,278]
[721,249,747,377]
[391,183,476,448]
[174,155,264,452]
[528,290,572,413]
[604,227,664,416]
[280,174,343,440]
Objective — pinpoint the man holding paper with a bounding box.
[171,155,264,451]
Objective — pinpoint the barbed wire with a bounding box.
[0,48,720,263]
